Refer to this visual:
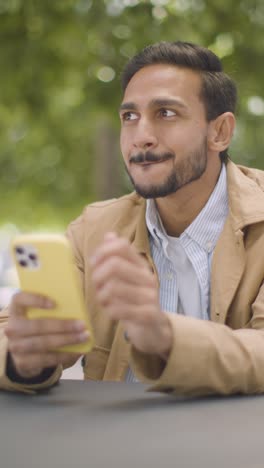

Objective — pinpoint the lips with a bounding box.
[132,156,172,166]
[129,151,174,167]
[136,160,166,166]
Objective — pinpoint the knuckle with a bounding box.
[97,282,113,304]
[4,322,14,338]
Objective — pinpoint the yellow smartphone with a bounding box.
[11,233,94,354]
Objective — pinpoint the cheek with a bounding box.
[161,130,186,152]
[120,130,130,158]
[167,125,205,149]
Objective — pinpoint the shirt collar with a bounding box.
[146,164,228,253]
[146,198,167,247]
[184,163,228,251]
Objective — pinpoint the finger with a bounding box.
[9,291,54,317]
[5,316,87,339]
[91,256,154,290]
[95,279,158,308]
[12,352,80,378]
[103,232,119,242]
[101,300,161,324]
[8,330,90,355]
[90,237,146,269]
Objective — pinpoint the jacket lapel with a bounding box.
[103,321,131,381]
[103,199,152,380]
[210,217,245,324]
[210,161,264,324]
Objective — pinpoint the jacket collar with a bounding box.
[132,161,264,255]
[226,160,264,231]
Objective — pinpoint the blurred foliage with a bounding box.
[0,0,264,229]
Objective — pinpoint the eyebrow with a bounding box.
[119,98,188,112]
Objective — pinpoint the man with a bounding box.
[1,41,264,395]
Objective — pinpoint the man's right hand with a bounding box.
[4,291,89,379]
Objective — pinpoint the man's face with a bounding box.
[119,64,210,199]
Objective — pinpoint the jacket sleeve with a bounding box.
[130,283,264,396]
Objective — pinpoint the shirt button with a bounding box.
[206,241,213,251]
[166,272,174,280]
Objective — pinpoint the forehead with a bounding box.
[122,64,203,109]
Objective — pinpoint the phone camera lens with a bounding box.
[19,260,28,267]
[15,246,24,255]
[29,253,37,261]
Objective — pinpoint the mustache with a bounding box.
[129,151,174,164]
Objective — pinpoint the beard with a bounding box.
[125,139,208,199]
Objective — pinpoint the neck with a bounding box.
[155,156,222,237]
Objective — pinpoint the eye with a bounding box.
[121,111,138,122]
[159,108,177,118]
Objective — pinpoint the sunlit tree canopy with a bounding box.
[0,0,264,229]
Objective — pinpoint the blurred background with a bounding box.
[0,0,264,307]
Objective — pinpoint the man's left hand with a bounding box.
[90,232,173,361]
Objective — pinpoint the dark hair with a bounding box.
[121,41,237,163]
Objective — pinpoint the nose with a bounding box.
[132,119,158,151]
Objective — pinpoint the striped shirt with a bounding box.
[126,164,228,382]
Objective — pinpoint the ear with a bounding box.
[207,112,236,153]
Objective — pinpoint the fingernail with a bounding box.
[78,331,90,342]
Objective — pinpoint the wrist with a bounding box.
[157,315,173,362]
[6,352,55,384]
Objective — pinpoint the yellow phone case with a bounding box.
[11,233,94,354]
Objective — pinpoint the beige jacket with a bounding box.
[1,161,264,396]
